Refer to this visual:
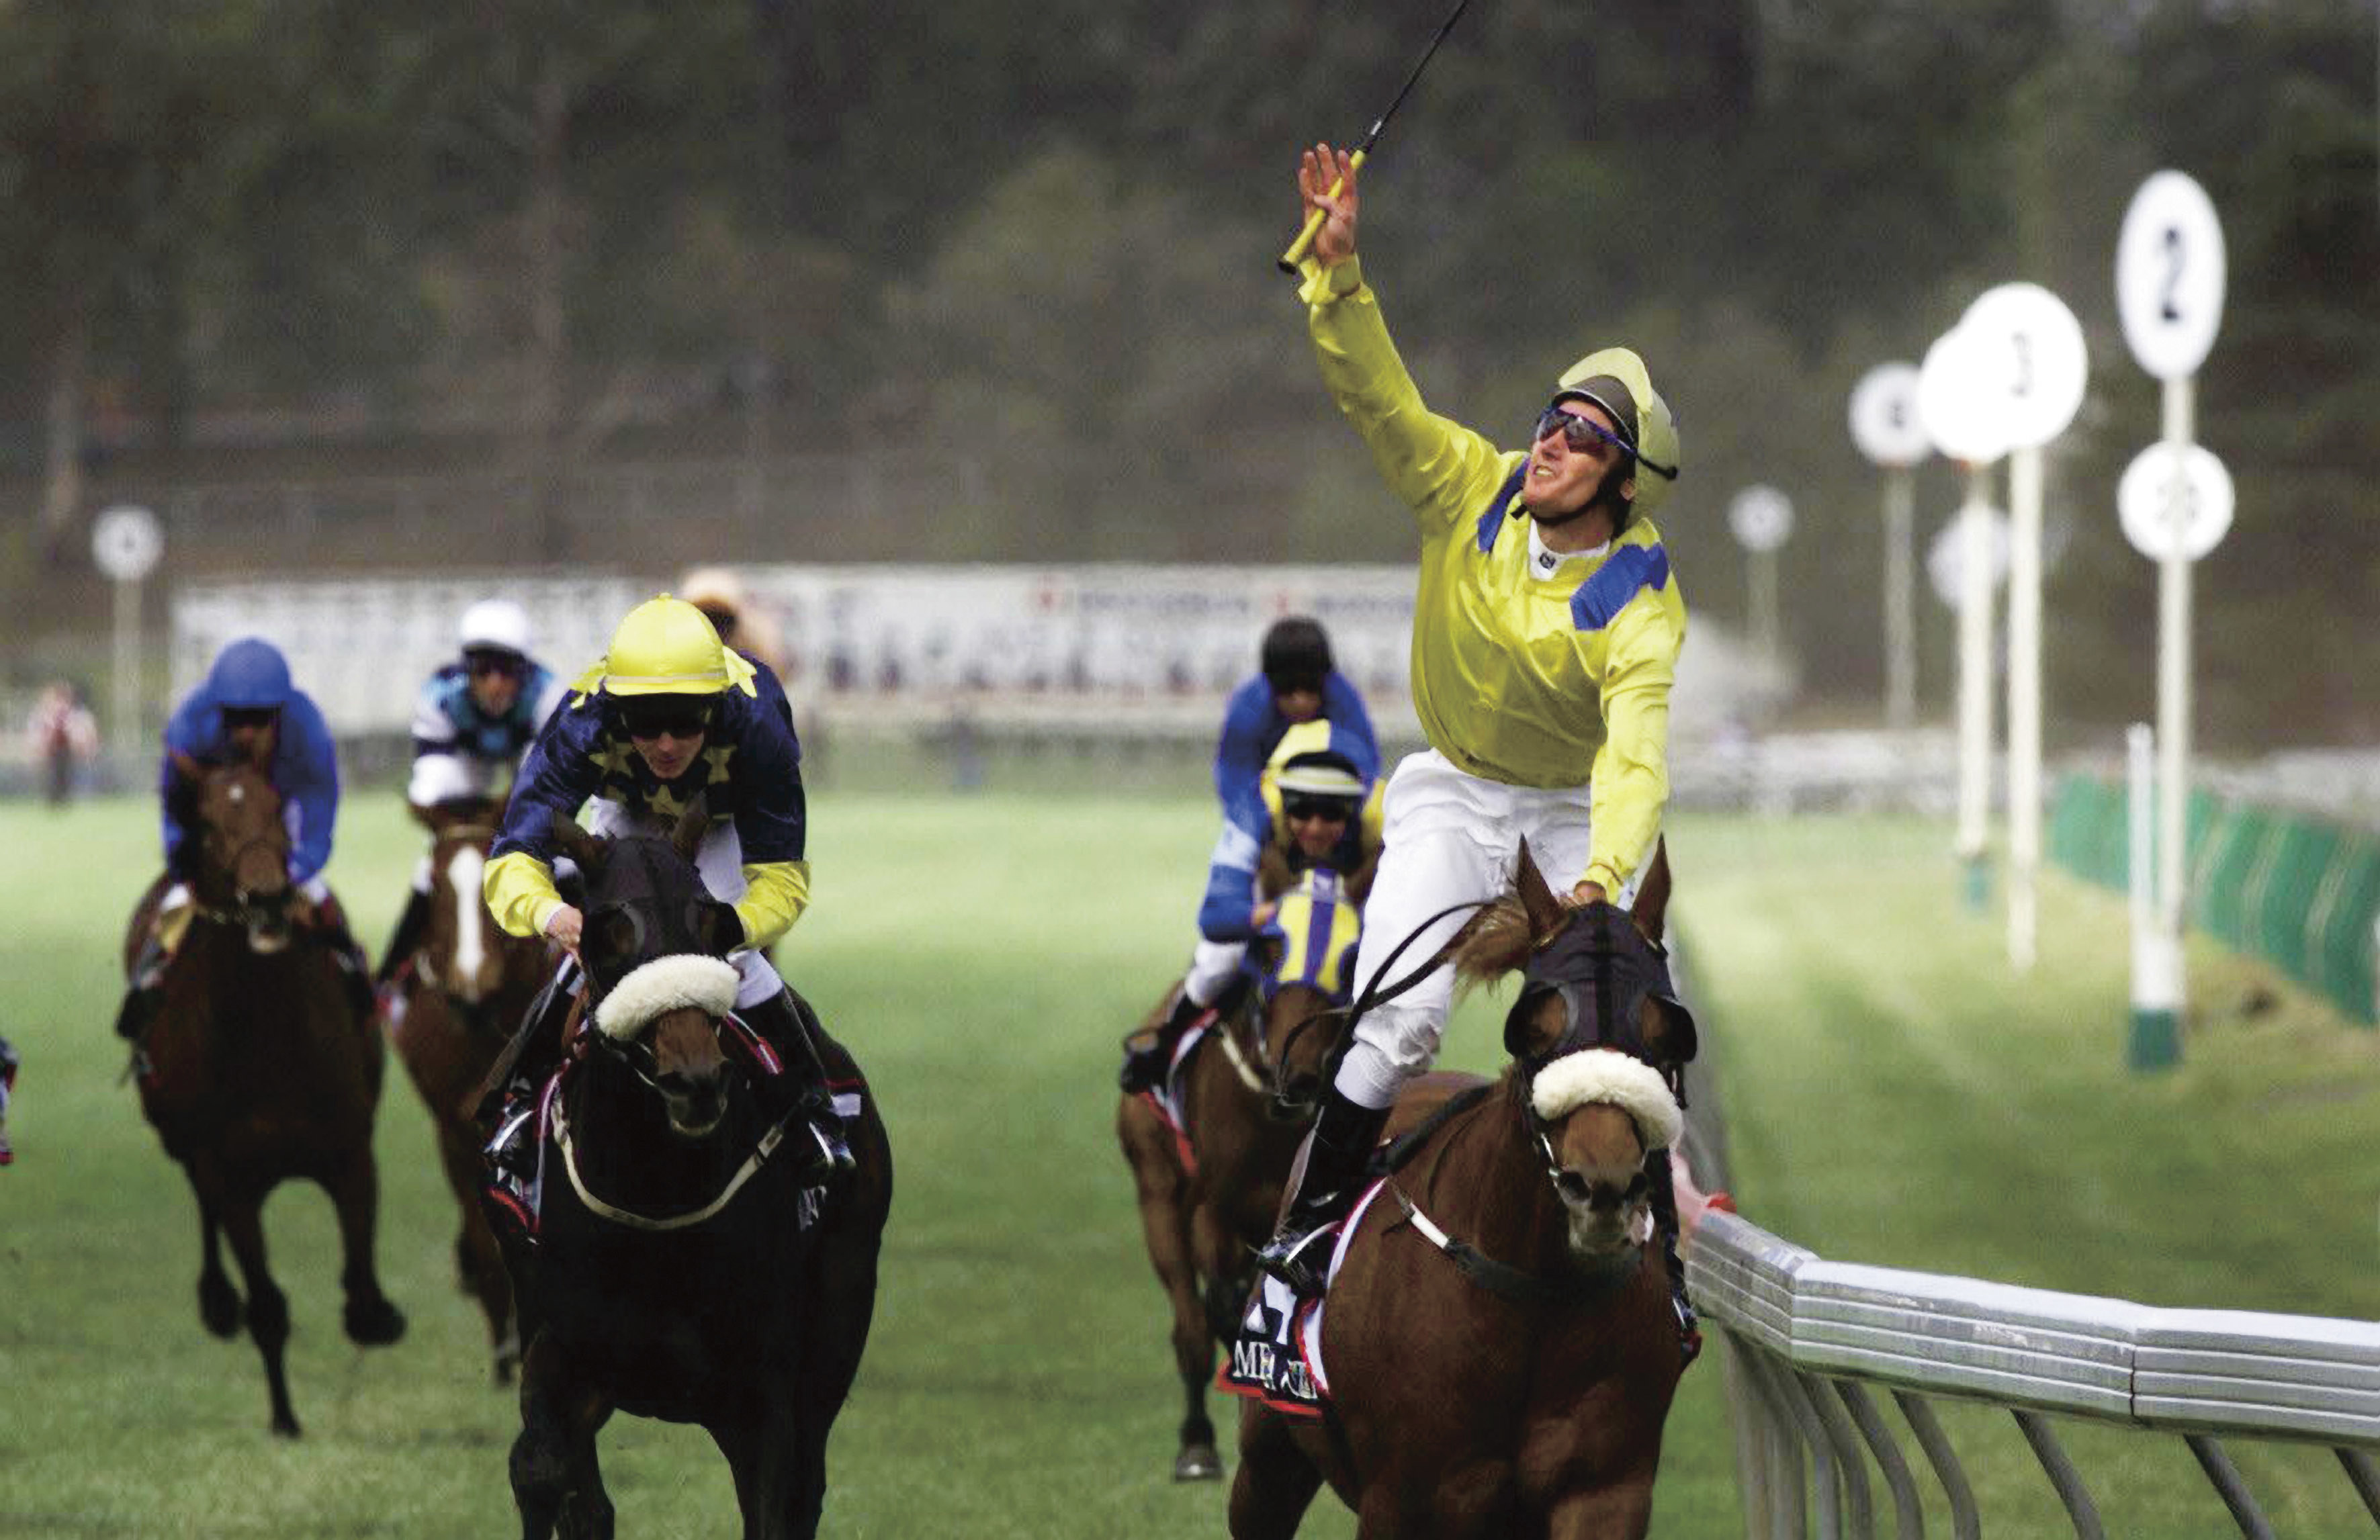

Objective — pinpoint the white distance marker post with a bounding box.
[1916,326,2014,909]
[1962,283,2088,973]
[2116,169,2226,1069]
[1849,363,1931,729]
[1727,485,1794,667]
[91,504,165,761]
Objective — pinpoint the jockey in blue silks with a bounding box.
[114,636,373,1040]
[1118,617,1378,1093]
[371,598,568,991]
[481,594,851,1178]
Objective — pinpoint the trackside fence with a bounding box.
[2048,774,2380,1026]
[1689,1210,2380,1539]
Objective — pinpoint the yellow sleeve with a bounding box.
[483,850,566,940]
[734,858,812,952]
[1583,598,1681,895]
[1301,255,1512,535]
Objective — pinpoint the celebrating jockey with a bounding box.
[371,598,567,992]
[1253,146,1698,1355]
[1118,622,1378,1093]
[482,594,851,1175]
[114,637,373,1039]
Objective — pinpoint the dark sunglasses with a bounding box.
[619,703,712,741]
[1532,405,1636,458]
[1283,796,1354,824]
[220,705,279,729]
[466,650,525,679]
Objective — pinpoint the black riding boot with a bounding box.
[1118,976,1243,1093]
[1646,1150,1702,1367]
[737,989,857,1179]
[1251,1085,1391,1298]
[374,888,432,986]
[113,932,171,1042]
[476,956,582,1130]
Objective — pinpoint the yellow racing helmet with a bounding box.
[593,594,754,698]
[1555,347,1681,517]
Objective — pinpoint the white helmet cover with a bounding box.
[459,598,533,658]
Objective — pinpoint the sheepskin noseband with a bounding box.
[593,954,740,1039]
[1530,1048,1683,1150]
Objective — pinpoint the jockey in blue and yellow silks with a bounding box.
[114,637,375,1040]
[1117,621,1379,1093]
[373,598,568,991]
[1253,144,1700,1358]
[483,594,849,1175]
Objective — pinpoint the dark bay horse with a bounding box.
[1118,867,1364,1482]
[123,756,405,1437]
[1229,842,1696,1539]
[494,800,892,1540]
[390,799,552,1384]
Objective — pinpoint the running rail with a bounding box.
[1688,1211,2380,1539]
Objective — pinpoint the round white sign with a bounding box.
[91,504,164,582]
[1916,326,2012,466]
[1728,485,1794,552]
[1962,282,2088,449]
[2118,442,2233,561]
[2117,171,2225,380]
[1849,363,1930,467]
[1927,507,2011,605]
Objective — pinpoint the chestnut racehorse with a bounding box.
[1118,867,1364,1481]
[123,758,405,1437]
[1229,842,1695,1539]
[390,799,552,1383]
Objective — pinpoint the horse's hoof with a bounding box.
[1173,1445,1223,1482]
[344,1296,407,1347]
[199,1273,243,1339]
[271,1414,302,1439]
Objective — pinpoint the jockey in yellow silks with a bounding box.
[1253,144,1698,1359]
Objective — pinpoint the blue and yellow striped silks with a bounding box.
[1262,869,1365,1003]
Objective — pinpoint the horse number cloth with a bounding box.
[1218,1177,1393,1416]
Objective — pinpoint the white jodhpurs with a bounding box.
[586,803,783,1011]
[1331,750,1632,1112]
[1183,937,1248,1008]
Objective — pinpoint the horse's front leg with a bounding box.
[711,1404,825,1540]
[1541,1469,1657,1540]
[1227,1403,1323,1539]
[213,1181,300,1437]
[1119,1097,1221,1480]
[188,1179,242,1337]
[317,1143,406,1346]
[511,1337,614,1540]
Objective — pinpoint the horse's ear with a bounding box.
[669,795,709,863]
[548,809,604,871]
[169,750,205,785]
[1513,838,1567,946]
[1631,837,1673,947]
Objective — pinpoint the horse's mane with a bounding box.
[1449,895,1534,993]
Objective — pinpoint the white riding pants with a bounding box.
[1184,936,1248,1008]
[1331,750,1626,1111]
[585,803,783,1011]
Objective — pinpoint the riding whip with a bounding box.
[1277,0,1479,273]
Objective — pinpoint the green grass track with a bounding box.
[0,795,2371,1536]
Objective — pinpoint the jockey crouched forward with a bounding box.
[373,598,566,1005]
[481,594,853,1179]
[1120,721,1384,1093]
[114,637,376,1042]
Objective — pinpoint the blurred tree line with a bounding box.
[0,0,2371,747]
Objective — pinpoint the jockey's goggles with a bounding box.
[1282,794,1356,824]
[220,705,279,729]
[1532,404,1636,460]
[617,698,713,741]
[465,648,526,678]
